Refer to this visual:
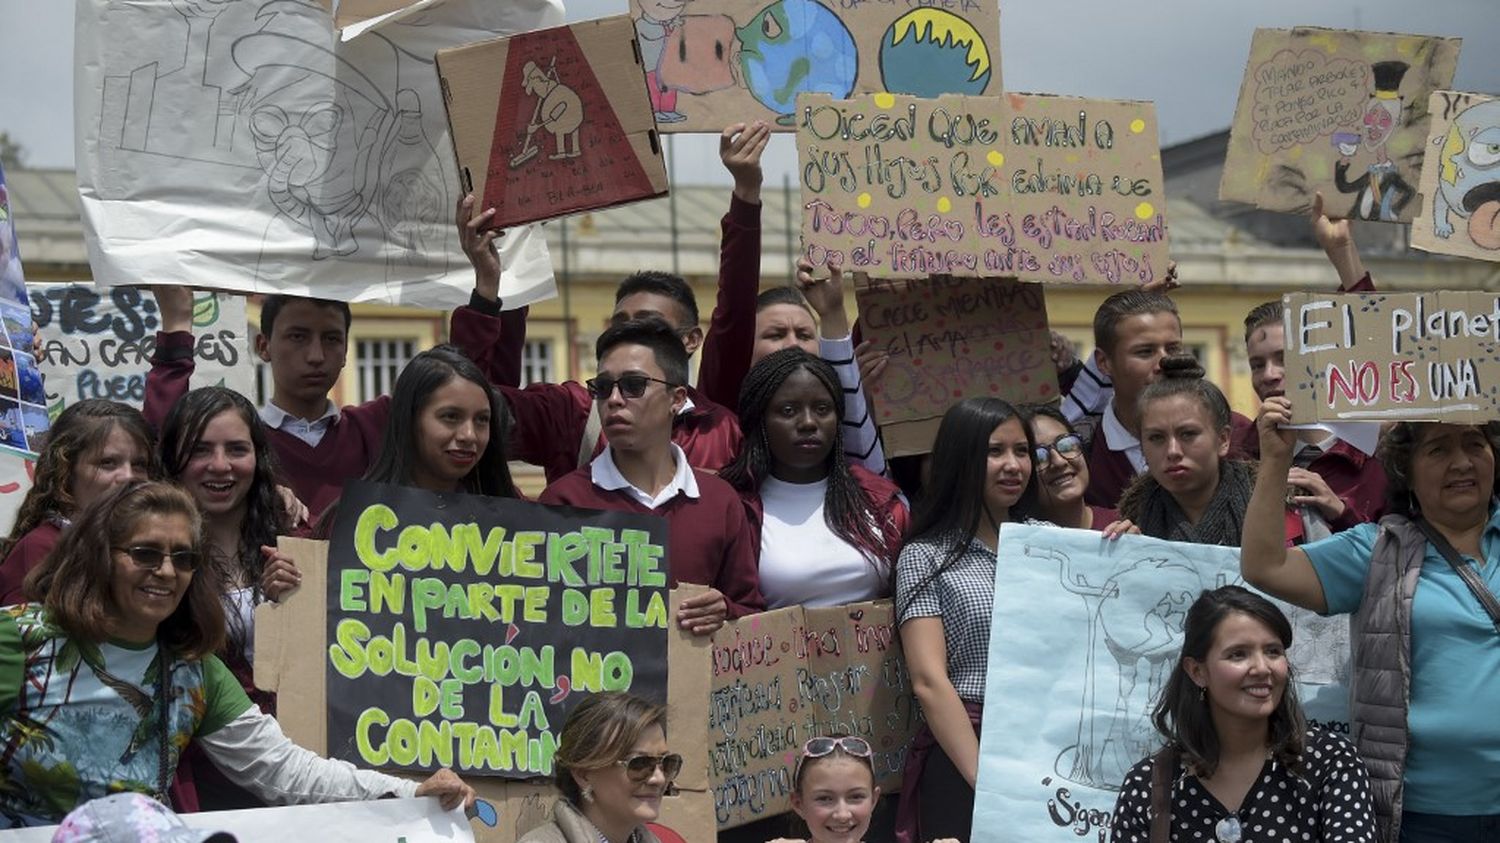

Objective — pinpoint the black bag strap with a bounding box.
[1149,744,1179,843]
[1416,518,1500,635]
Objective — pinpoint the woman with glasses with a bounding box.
[0,481,475,827]
[521,692,680,843]
[1026,405,1137,535]
[721,349,907,609]
[1110,586,1375,842]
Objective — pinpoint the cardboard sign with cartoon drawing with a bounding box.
[1413,90,1500,262]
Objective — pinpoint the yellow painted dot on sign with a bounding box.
[857,192,872,209]
[873,92,896,109]
[1130,118,1146,134]
[986,150,1005,167]
[937,196,953,213]
[1135,202,1155,220]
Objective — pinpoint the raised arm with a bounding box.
[1241,397,1328,612]
[144,285,197,431]
[800,261,888,476]
[450,193,528,387]
[1311,191,1371,292]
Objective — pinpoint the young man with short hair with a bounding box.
[538,318,765,634]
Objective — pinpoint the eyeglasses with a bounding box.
[585,374,678,401]
[1214,816,1242,843]
[1034,433,1084,465]
[615,752,683,782]
[114,546,200,572]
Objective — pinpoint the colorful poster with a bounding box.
[707,600,917,829]
[1219,27,1460,222]
[32,284,252,419]
[1412,90,1500,262]
[74,0,561,308]
[797,92,1169,284]
[324,482,672,779]
[855,275,1056,457]
[630,0,1001,133]
[1282,290,1500,424]
[0,164,48,457]
[972,525,1351,842]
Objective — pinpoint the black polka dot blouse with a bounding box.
[1109,728,1376,842]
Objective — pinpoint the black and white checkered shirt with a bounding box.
[895,533,998,704]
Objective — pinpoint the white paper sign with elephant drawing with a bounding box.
[970,525,1351,842]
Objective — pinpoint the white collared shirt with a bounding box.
[1101,400,1148,474]
[259,400,340,448]
[590,443,699,510]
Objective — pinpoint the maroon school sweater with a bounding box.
[538,467,766,618]
[1231,426,1387,531]
[1083,410,1255,511]
[0,522,61,604]
[694,195,762,409]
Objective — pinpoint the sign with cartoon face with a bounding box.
[1413,91,1500,262]
[633,0,1001,132]
[1220,27,1460,222]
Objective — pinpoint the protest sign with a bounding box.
[437,16,669,230]
[1413,91,1500,262]
[632,0,1000,133]
[854,275,1056,456]
[323,481,672,778]
[707,600,918,829]
[797,92,1169,284]
[74,0,560,308]
[1282,291,1500,424]
[0,164,47,456]
[32,284,252,417]
[258,537,715,843]
[972,524,1351,842]
[1220,27,1459,222]
[0,450,35,532]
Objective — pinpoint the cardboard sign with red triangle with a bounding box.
[437,15,668,230]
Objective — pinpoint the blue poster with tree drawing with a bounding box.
[972,524,1350,842]
[0,164,48,456]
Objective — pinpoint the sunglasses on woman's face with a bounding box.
[616,752,683,782]
[1034,433,1084,465]
[115,546,200,572]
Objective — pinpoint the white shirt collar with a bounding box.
[590,443,699,509]
[259,400,339,429]
[1101,400,1148,473]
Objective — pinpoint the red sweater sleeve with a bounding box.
[144,330,196,431]
[502,382,592,482]
[710,477,766,618]
[695,195,762,408]
[449,295,529,388]
[0,524,60,605]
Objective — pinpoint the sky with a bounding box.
[2,0,1498,187]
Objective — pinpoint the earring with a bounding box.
[581,784,594,803]
[1198,685,1206,702]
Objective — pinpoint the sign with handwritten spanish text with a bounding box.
[709,600,917,830]
[1412,90,1500,262]
[1219,27,1460,222]
[1283,291,1500,424]
[797,92,1169,284]
[325,481,671,779]
[855,275,1056,456]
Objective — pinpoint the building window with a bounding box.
[356,338,416,401]
[521,339,553,386]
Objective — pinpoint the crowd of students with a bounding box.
[0,121,1493,843]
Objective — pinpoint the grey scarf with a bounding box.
[1119,460,1257,547]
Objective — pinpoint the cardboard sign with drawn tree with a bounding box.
[437,15,668,229]
[1413,90,1500,262]
[1282,291,1500,424]
[631,0,1001,133]
[856,276,1056,456]
[707,600,918,829]
[323,481,671,778]
[1220,27,1460,222]
[798,92,1169,285]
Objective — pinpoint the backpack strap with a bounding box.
[1150,744,1180,843]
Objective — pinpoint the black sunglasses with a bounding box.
[115,546,200,572]
[615,752,683,782]
[1034,433,1084,465]
[585,374,678,401]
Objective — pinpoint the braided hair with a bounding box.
[721,348,893,571]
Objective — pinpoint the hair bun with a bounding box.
[1159,353,1205,381]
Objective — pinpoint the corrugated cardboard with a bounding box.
[798,91,1169,285]
[1282,290,1500,424]
[436,15,668,230]
[1412,90,1500,262]
[1220,27,1460,221]
[632,0,1002,133]
[854,275,1056,457]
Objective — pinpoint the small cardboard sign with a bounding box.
[324,482,672,779]
[632,0,1002,133]
[0,163,47,457]
[855,275,1056,457]
[437,15,668,230]
[1219,27,1460,222]
[707,600,918,830]
[1282,291,1500,423]
[1413,90,1500,262]
[797,92,1169,284]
